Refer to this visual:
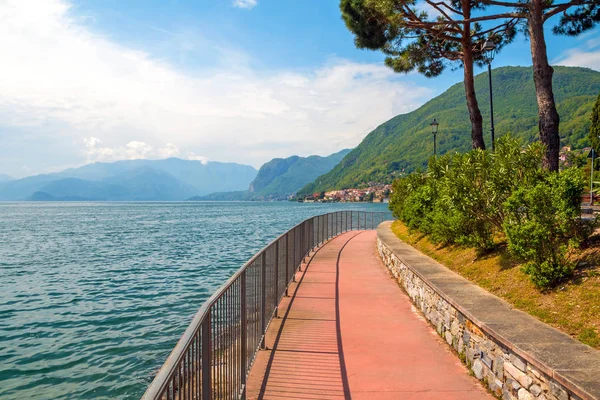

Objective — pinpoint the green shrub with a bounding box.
[390,171,435,232]
[389,136,545,250]
[389,136,591,289]
[502,168,586,288]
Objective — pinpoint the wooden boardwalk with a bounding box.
[246,230,492,400]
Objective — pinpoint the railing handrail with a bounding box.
[142,210,388,400]
[141,214,315,398]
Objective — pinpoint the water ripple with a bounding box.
[0,201,390,399]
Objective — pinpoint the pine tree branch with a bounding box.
[542,0,597,22]
[424,0,459,21]
[477,0,527,8]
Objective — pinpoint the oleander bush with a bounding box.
[503,168,587,288]
[390,136,589,288]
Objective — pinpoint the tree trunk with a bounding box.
[528,0,560,171]
[461,2,486,150]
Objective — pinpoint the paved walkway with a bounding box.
[246,230,492,400]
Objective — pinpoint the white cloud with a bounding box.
[83,137,185,162]
[414,1,442,19]
[187,153,209,165]
[0,0,432,177]
[554,32,600,71]
[233,0,257,9]
[556,50,600,70]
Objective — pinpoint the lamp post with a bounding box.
[430,118,439,157]
[590,148,595,206]
[483,39,497,151]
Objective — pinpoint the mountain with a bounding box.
[249,149,351,197]
[0,174,13,182]
[193,149,351,201]
[299,66,600,194]
[0,158,257,201]
[56,158,257,194]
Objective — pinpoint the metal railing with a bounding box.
[142,210,388,400]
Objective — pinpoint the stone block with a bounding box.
[466,347,476,365]
[510,354,527,372]
[504,361,533,389]
[472,359,484,379]
[450,318,460,336]
[491,378,504,397]
[518,388,534,400]
[494,355,505,380]
[462,330,471,347]
[503,386,517,400]
[445,330,453,345]
[508,378,521,392]
[530,384,542,396]
[549,382,568,400]
[528,366,541,379]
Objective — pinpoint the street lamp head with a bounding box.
[483,39,497,52]
[430,118,439,134]
[482,39,497,62]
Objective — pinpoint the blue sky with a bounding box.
[0,0,599,178]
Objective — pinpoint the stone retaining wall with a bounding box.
[377,222,599,400]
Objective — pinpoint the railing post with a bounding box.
[201,313,212,400]
[260,252,266,349]
[275,240,279,318]
[312,217,315,248]
[293,228,297,281]
[317,216,320,246]
[347,211,350,232]
[301,222,306,267]
[240,272,247,399]
[285,233,290,296]
[319,215,322,245]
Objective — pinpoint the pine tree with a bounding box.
[340,0,517,151]
[474,0,600,171]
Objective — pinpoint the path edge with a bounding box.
[377,221,600,400]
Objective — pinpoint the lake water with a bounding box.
[0,202,391,400]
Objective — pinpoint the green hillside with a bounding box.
[300,66,600,194]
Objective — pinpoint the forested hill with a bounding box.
[299,66,600,195]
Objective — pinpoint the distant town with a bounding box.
[298,183,393,203]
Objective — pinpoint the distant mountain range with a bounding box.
[192,149,351,201]
[0,174,13,182]
[0,158,257,201]
[299,66,600,194]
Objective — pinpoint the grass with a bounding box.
[390,220,600,349]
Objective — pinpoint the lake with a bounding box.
[0,201,391,400]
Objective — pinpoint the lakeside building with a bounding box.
[302,184,393,203]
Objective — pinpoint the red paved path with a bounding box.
[246,230,491,400]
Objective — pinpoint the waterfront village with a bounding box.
[296,145,590,204]
[299,183,393,203]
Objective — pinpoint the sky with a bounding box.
[0,0,599,178]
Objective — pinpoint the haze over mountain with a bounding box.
[0,159,257,201]
[300,66,600,194]
[194,149,351,201]
[0,174,13,182]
